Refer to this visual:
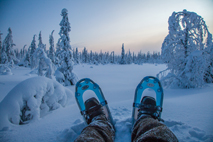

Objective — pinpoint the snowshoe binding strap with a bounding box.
[138,103,164,122]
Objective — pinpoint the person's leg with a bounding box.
[74,98,115,142]
[132,115,178,142]
[74,115,115,142]
[131,96,178,142]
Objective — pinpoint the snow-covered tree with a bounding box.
[99,52,109,65]
[18,49,22,60]
[136,51,145,65]
[56,8,78,86]
[109,51,115,64]
[98,50,103,64]
[73,48,76,63]
[14,49,21,60]
[161,35,174,63]
[89,50,94,64]
[126,50,133,64]
[22,44,27,59]
[146,51,151,63]
[159,9,213,88]
[120,43,126,64]
[82,47,88,63]
[48,30,55,64]
[2,28,18,65]
[132,52,136,64]
[43,44,47,53]
[1,46,8,64]
[92,52,99,65]
[24,47,30,67]
[38,31,45,51]
[204,33,213,82]
[55,39,62,67]
[104,52,110,64]
[30,32,46,69]
[30,35,37,69]
[74,48,80,64]
[33,47,54,79]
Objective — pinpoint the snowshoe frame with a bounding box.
[132,76,164,126]
[75,78,114,126]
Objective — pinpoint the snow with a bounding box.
[0,64,13,75]
[0,64,213,142]
[0,76,74,130]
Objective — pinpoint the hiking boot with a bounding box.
[137,96,158,120]
[85,97,104,124]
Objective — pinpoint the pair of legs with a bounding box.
[75,97,178,142]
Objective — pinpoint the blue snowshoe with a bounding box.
[75,78,114,126]
[132,76,164,126]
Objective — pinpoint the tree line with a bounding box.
[0,31,162,67]
[0,8,161,86]
[1,9,212,88]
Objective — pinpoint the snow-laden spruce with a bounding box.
[24,46,31,67]
[120,43,126,64]
[74,47,80,64]
[29,31,55,78]
[38,31,46,52]
[55,39,61,67]
[205,33,213,83]
[159,9,213,88]
[81,47,88,63]
[48,30,55,64]
[21,45,27,59]
[0,76,74,130]
[17,45,28,67]
[30,35,37,69]
[56,8,78,86]
[32,47,55,79]
[126,50,133,64]
[1,28,18,66]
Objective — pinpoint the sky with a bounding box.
[0,0,213,55]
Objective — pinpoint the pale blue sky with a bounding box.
[0,0,213,54]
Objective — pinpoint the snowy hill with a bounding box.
[0,64,213,142]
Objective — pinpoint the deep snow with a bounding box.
[0,64,213,142]
[0,76,74,129]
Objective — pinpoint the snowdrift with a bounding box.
[57,117,213,142]
[0,76,74,130]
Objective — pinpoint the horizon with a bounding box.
[0,0,213,55]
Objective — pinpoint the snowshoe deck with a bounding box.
[75,78,114,126]
[132,76,164,126]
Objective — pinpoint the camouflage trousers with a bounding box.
[74,115,178,142]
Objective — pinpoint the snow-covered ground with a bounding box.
[0,64,213,142]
